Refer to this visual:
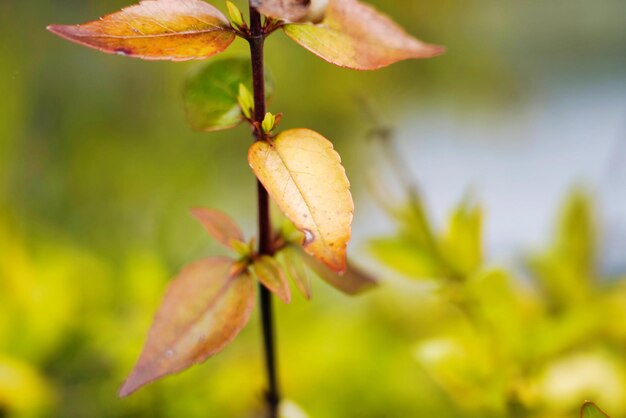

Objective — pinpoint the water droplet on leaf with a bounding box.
[303,229,315,245]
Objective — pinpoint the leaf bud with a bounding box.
[262,112,277,133]
[226,1,246,29]
[237,83,254,119]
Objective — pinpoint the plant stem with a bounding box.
[248,5,281,417]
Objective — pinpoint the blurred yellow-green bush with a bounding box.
[372,187,626,418]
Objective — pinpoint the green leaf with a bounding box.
[262,112,277,134]
[529,190,596,309]
[440,201,483,277]
[280,246,312,300]
[555,190,596,273]
[465,269,524,349]
[250,256,291,303]
[369,236,442,279]
[226,1,246,29]
[231,240,255,260]
[391,201,439,258]
[183,58,272,132]
[581,402,610,418]
[237,83,254,120]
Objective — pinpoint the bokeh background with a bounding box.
[1,0,625,417]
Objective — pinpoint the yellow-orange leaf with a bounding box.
[191,208,244,250]
[248,129,353,272]
[250,256,291,304]
[47,0,236,61]
[283,0,444,70]
[119,257,254,397]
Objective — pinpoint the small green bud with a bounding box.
[237,83,254,119]
[261,112,276,134]
[231,239,253,259]
[226,1,245,29]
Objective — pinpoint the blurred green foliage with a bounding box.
[371,188,626,418]
[1,0,625,417]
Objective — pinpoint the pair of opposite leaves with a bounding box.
[47,0,444,69]
[120,208,377,396]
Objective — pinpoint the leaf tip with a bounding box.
[426,44,447,57]
[303,244,347,274]
[327,253,348,275]
[118,366,164,398]
[279,291,292,304]
[46,24,68,36]
[189,207,210,227]
[118,374,141,398]
[47,24,87,43]
[189,207,203,220]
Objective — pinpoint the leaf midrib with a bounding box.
[72,27,232,39]
[270,140,329,251]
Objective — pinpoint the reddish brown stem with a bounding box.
[248,4,280,418]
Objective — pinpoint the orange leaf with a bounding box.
[248,129,353,273]
[48,0,236,61]
[119,257,255,397]
[283,0,444,70]
[191,208,244,249]
[302,250,377,296]
[250,256,291,304]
